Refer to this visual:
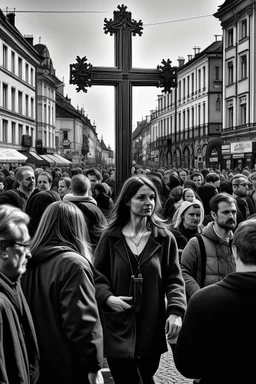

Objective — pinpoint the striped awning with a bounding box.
[0,148,27,163]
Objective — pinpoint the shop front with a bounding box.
[222,141,256,170]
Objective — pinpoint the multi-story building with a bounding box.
[214,0,256,170]
[150,39,223,170]
[56,91,102,166]
[33,43,63,153]
[0,10,42,164]
[132,119,151,166]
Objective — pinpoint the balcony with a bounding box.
[223,123,256,137]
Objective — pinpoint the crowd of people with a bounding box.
[0,161,256,384]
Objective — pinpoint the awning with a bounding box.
[40,154,55,165]
[0,148,27,163]
[52,153,72,165]
[42,153,72,166]
[19,150,50,167]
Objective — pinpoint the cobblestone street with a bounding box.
[102,346,193,384]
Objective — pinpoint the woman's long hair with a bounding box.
[106,175,166,230]
[30,201,92,261]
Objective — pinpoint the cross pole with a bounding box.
[70,4,177,192]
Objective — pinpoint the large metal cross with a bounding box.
[70,4,176,192]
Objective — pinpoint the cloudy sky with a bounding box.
[3,0,223,149]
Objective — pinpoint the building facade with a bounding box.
[149,40,223,170]
[215,0,256,170]
[56,91,101,166]
[34,43,63,153]
[0,10,41,162]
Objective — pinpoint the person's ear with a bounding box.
[210,210,217,221]
[0,241,9,259]
[232,245,238,262]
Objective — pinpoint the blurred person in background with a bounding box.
[37,171,52,192]
[58,177,71,200]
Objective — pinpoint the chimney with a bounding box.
[193,46,197,56]
[24,34,34,46]
[6,12,15,26]
[187,54,193,61]
[177,57,185,67]
[197,46,201,54]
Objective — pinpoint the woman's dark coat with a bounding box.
[22,245,103,384]
[94,226,186,358]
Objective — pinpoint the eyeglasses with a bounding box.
[8,242,31,250]
[232,183,248,187]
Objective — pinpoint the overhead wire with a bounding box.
[4,9,215,25]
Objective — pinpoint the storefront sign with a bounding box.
[210,157,218,162]
[232,153,245,158]
[22,135,32,147]
[230,141,252,154]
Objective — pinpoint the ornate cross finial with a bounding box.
[157,59,177,93]
[69,56,92,93]
[104,4,143,36]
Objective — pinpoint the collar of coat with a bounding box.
[106,225,170,266]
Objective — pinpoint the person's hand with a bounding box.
[105,295,132,312]
[165,314,182,344]
[88,370,104,384]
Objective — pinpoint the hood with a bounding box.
[63,193,97,205]
[220,272,256,295]
[173,199,204,229]
[28,244,77,266]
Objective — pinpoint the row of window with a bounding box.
[1,83,35,118]
[152,102,207,140]
[178,67,207,100]
[1,120,34,144]
[157,66,220,113]
[227,54,247,85]
[227,100,247,128]
[2,44,35,86]
[227,18,248,48]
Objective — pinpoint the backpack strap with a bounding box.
[194,233,206,288]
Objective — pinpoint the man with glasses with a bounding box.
[231,174,255,222]
[0,204,39,383]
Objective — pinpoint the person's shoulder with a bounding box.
[61,251,93,273]
[0,291,16,314]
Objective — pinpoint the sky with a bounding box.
[3,0,223,149]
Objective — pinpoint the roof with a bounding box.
[56,92,94,128]
[100,139,109,151]
[179,40,223,71]
[0,10,41,62]
[214,0,238,17]
[34,44,50,57]
[132,119,148,139]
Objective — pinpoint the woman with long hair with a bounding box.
[94,175,186,384]
[21,201,103,384]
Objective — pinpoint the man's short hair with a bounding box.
[231,174,248,185]
[190,172,202,180]
[84,168,102,181]
[205,173,220,183]
[71,175,91,195]
[233,219,256,265]
[210,193,236,214]
[15,166,34,182]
